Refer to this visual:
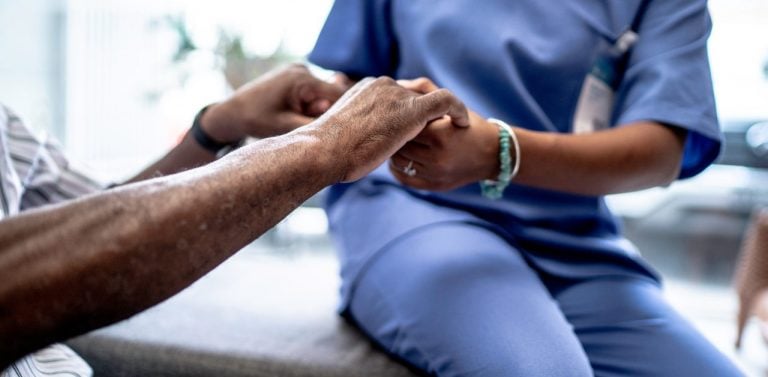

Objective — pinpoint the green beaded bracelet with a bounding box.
[480,118,520,200]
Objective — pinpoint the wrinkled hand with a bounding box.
[312,77,469,183]
[202,64,346,142]
[389,78,501,191]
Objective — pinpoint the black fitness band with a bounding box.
[190,104,242,155]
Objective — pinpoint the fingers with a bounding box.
[390,154,422,173]
[283,113,316,129]
[286,63,310,72]
[397,77,439,94]
[395,77,469,128]
[298,79,346,116]
[413,89,470,128]
[397,140,433,161]
[332,73,355,91]
[318,77,375,117]
[390,150,441,180]
[308,80,345,103]
[388,160,434,189]
[410,116,455,146]
[306,99,332,115]
[339,77,376,102]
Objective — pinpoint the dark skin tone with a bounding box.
[0,72,469,367]
[128,64,344,183]
[389,78,687,195]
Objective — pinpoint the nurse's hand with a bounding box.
[318,77,470,182]
[390,78,501,191]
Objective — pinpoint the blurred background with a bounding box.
[0,0,335,182]
[0,0,766,374]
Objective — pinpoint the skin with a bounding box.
[0,73,468,368]
[128,64,346,183]
[389,78,687,196]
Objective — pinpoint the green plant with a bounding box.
[166,15,197,63]
[166,15,298,89]
[763,58,767,80]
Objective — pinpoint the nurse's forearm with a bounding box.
[393,78,687,196]
[511,121,686,195]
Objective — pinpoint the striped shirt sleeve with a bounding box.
[1,345,92,377]
[0,107,23,218]
[1,105,94,376]
[2,107,102,210]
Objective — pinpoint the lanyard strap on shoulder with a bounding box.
[631,0,651,34]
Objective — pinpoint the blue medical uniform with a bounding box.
[310,1,742,376]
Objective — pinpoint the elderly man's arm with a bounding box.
[0,77,468,367]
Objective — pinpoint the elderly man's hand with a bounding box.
[201,64,346,142]
[310,77,469,182]
[387,78,500,191]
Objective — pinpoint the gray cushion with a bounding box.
[67,248,419,377]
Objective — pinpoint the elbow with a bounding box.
[638,142,683,190]
[656,155,682,187]
[647,124,687,188]
[620,136,685,193]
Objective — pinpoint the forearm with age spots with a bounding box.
[0,131,334,367]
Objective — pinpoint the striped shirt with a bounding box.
[1,105,99,377]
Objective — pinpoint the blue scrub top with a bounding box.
[310,0,721,306]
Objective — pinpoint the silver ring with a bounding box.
[403,160,417,177]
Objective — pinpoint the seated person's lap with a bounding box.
[347,223,742,377]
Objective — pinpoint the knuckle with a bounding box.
[286,63,308,75]
[358,77,376,88]
[433,88,451,99]
[375,76,396,86]
[415,77,430,86]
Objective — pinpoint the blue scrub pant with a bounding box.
[347,223,743,377]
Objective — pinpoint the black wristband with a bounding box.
[190,105,242,155]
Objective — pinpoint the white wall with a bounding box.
[0,0,66,140]
[709,0,768,121]
[0,0,336,182]
[64,0,181,182]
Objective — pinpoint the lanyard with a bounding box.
[572,1,651,134]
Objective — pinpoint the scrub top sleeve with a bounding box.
[614,0,720,179]
[309,0,397,79]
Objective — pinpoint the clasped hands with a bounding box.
[204,64,500,189]
[388,78,502,191]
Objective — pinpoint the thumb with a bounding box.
[302,79,345,105]
[281,112,316,132]
[332,73,355,91]
[397,77,439,94]
[413,89,470,128]
[306,99,332,115]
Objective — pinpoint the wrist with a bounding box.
[292,121,345,184]
[200,102,246,144]
[190,104,245,156]
[481,118,520,200]
[479,118,504,181]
